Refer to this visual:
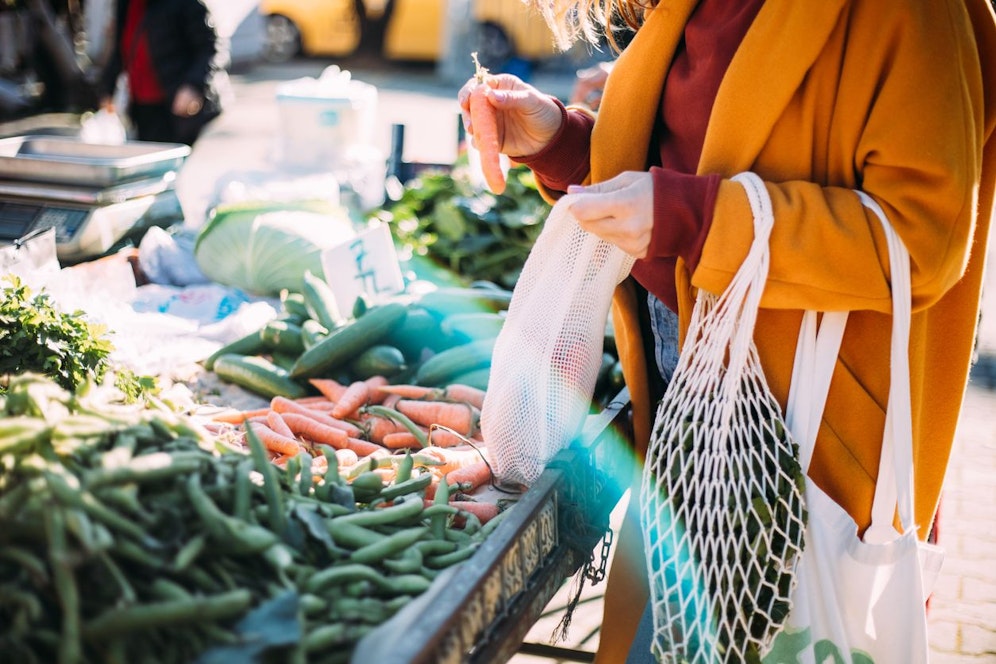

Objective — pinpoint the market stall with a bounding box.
[0,106,630,660]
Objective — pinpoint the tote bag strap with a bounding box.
[786,190,915,540]
[857,190,916,541]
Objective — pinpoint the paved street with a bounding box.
[184,53,996,663]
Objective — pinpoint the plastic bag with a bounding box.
[640,172,807,663]
[480,197,634,486]
[80,108,127,145]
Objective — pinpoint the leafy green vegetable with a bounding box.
[0,275,112,392]
[371,158,551,289]
[0,276,155,400]
[194,199,357,296]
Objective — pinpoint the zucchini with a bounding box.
[213,354,308,399]
[290,303,409,379]
[417,287,513,320]
[347,345,407,381]
[414,337,497,387]
[302,270,342,330]
[382,306,447,361]
[203,330,266,371]
[439,312,505,343]
[443,366,491,392]
[260,319,305,355]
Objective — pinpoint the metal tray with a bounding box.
[0,135,191,188]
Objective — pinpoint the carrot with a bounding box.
[452,499,500,525]
[382,393,402,410]
[415,446,487,476]
[246,421,303,457]
[363,375,390,405]
[308,378,349,402]
[470,52,506,195]
[332,380,372,419]
[267,410,295,438]
[339,437,387,457]
[280,412,349,447]
[376,384,439,400]
[294,395,333,405]
[445,460,493,492]
[395,399,480,437]
[443,383,487,410]
[427,426,477,449]
[334,448,359,468]
[210,407,271,424]
[270,396,364,438]
[359,413,405,444]
[382,431,424,450]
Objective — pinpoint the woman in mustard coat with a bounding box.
[460,0,996,661]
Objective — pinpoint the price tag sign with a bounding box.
[320,223,405,314]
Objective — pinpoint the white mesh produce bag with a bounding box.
[640,172,806,663]
[480,198,634,486]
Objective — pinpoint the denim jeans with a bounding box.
[625,295,681,662]
[648,293,681,386]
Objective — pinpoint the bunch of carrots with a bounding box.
[206,374,503,523]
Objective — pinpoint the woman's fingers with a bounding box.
[565,171,654,258]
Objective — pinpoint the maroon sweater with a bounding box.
[519,0,765,312]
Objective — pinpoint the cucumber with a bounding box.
[260,319,305,355]
[280,289,310,319]
[414,337,497,387]
[302,270,343,330]
[347,345,407,381]
[203,329,267,371]
[290,303,408,379]
[417,287,513,320]
[443,366,491,392]
[213,354,308,399]
[382,306,447,361]
[439,312,505,343]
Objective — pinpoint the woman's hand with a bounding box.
[458,73,563,158]
[172,85,204,117]
[564,171,654,258]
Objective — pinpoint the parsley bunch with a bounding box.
[0,275,142,396]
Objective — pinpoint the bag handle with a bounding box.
[785,190,915,541]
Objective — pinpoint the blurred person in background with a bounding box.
[98,0,229,145]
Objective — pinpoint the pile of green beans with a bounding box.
[0,374,506,664]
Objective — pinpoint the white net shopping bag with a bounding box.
[640,172,807,662]
[481,198,634,486]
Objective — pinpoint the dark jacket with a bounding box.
[100,0,229,115]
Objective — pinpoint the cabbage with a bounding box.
[194,200,356,296]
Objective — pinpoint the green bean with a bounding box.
[81,589,252,640]
[381,546,424,574]
[45,471,156,546]
[232,458,254,522]
[424,542,480,569]
[0,546,50,584]
[84,451,205,488]
[186,474,279,554]
[395,449,414,484]
[173,532,207,571]
[378,472,432,502]
[244,424,286,536]
[327,520,386,549]
[333,495,423,528]
[349,526,429,565]
[44,508,82,664]
[362,405,427,447]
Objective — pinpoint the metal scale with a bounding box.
[0,135,190,264]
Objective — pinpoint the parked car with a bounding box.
[258,0,561,70]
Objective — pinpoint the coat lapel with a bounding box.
[699,0,848,174]
[590,0,698,182]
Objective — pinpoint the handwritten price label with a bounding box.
[321,223,405,314]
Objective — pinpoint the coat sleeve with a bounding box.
[692,0,986,314]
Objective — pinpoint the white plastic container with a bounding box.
[275,66,378,171]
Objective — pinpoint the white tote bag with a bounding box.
[481,197,635,485]
[764,191,945,663]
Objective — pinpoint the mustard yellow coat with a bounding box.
[567,1,996,661]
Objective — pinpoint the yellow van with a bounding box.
[259,0,560,69]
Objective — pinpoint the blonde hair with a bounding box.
[534,0,653,52]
